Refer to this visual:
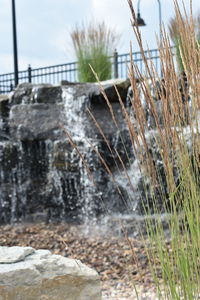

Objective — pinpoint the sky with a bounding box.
[0,0,199,74]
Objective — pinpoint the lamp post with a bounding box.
[134,0,162,43]
[12,0,19,87]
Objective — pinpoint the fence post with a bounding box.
[28,65,32,83]
[10,83,14,91]
[113,49,118,79]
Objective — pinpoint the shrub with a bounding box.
[71,21,119,82]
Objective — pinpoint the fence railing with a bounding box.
[0,47,175,94]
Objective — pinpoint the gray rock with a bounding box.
[0,246,101,300]
[0,80,132,224]
[0,78,198,225]
[0,246,34,263]
[89,78,130,103]
[9,103,62,140]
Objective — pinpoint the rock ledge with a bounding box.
[0,246,101,300]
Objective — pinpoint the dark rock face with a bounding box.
[0,79,197,225]
[0,80,133,224]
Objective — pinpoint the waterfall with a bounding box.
[0,80,197,228]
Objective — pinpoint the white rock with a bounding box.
[0,246,35,263]
[0,246,101,300]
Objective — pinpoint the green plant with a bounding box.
[67,1,200,298]
[90,0,200,298]
[168,11,200,73]
[125,0,200,298]
[70,21,119,82]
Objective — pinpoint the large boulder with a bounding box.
[0,246,101,300]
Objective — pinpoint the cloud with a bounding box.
[0,54,13,74]
[1,0,200,75]
[91,0,131,31]
[50,28,76,63]
[90,0,200,52]
[0,53,58,75]
[89,0,134,53]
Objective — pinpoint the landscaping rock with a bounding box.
[0,80,132,224]
[0,246,101,300]
[0,246,34,263]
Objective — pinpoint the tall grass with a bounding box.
[67,0,200,298]
[89,0,200,298]
[169,11,200,72]
[71,21,119,82]
[125,0,200,298]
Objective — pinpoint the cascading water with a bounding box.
[0,79,197,235]
[0,81,134,225]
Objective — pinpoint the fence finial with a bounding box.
[28,65,32,83]
[114,49,119,79]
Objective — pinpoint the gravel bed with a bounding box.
[0,222,162,299]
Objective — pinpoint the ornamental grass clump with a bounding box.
[125,0,200,298]
[66,0,200,298]
[89,0,200,298]
[168,10,200,72]
[71,21,119,82]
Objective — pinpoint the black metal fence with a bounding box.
[0,47,174,94]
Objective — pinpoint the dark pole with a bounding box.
[137,0,162,41]
[157,0,162,77]
[157,0,162,44]
[137,0,141,15]
[114,49,118,79]
[12,0,19,87]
